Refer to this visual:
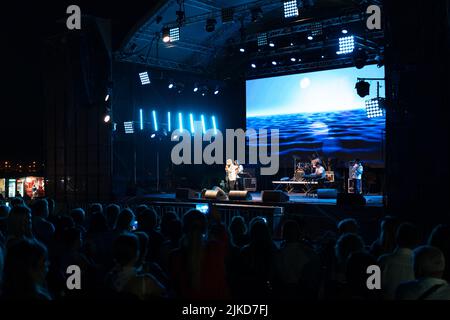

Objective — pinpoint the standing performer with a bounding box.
[351,159,364,194]
[225,159,237,191]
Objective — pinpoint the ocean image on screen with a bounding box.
[246,65,385,166]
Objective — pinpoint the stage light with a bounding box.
[321,55,325,59]
[167,112,171,131]
[257,33,268,46]
[290,42,294,46]
[139,72,150,85]
[201,114,206,134]
[309,22,323,37]
[342,29,348,34]
[214,86,220,95]
[290,57,296,62]
[139,108,144,130]
[152,110,158,132]
[365,99,385,118]
[105,94,110,102]
[189,113,195,133]
[336,35,355,55]
[272,61,277,65]
[251,63,256,68]
[205,18,217,32]
[169,27,180,42]
[355,80,370,98]
[212,116,217,135]
[151,133,156,139]
[124,121,134,134]
[103,114,111,123]
[307,35,313,40]
[239,47,245,53]
[162,27,170,43]
[168,81,174,89]
[193,83,199,92]
[269,41,275,47]
[284,0,299,18]
[178,112,183,133]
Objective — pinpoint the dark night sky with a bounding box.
[0,1,159,161]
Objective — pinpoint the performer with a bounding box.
[234,160,244,190]
[225,159,237,191]
[305,162,326,180]
[351,159,364,194]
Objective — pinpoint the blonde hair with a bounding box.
[226,159,232,166]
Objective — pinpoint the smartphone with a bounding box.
[131,220,138,231]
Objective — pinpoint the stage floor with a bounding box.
[143,192,384,207]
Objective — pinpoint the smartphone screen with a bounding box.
[196,203,209,214]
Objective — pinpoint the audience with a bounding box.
[378,222,421,299]
[396,245,450,300]
[0,195,448,301]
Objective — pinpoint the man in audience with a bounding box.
[337,218,359,236]
[378,222,420,300]
[396,245,450,300]
[30,199,55,246]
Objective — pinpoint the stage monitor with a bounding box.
[246,65,385,168]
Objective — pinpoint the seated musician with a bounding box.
[305,162,326,181]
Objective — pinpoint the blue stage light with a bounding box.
[212,116,217,135]
[336,35,355,55]
[284,0,298,18]
[201,114,206,134]
[178,112,183,133]
[150,133,156,139]
[365,99,385,118]
[139,109,144,130]
[189,113,195,133]
[139,72,150,85]
[167,112,171,131]
[152,110,158,131]
[251,63,256,68]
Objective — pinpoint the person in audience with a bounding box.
[396,245,450,300]
[334,233,365,282]
[228,216,249,249]
[105,204,120,231]
[10,197,25,208]
[31,199,55,246]
[0,205,10,246]
[114,208,135,234]
[6,205,34,247]
[106,233,166,299]
[70,208,87,234]
[337,218,359,236]
[237,217,277,299]
[378,222,421,300]
[137,208,164,263]
[160,211,179,240]
[370,216,400,258]
[85,212,115,272]
[2,239,51,300]
[169,209,229,299]
[159,218,182,272]
[134,204,150,217]
[274,219,321,299]
[428,224,450,282]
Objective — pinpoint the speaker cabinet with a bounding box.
[261,190,289,203]
[176,188,196,200]
[203,187,228,200]
[228,190,252,200]
[337,193,366,206]
[317,188,337,199]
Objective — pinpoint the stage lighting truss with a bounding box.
[257,33,268,46]
[336,35,355,55]
[124,121,134,134]
[365,98,385,119]
[284,0,299,18]
[169,27,180,42]
[139,72,150,85]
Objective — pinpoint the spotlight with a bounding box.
[214,86,220,95]
[139,109,144,130]
[103,114,111,123]
[162,28,170,43]
[365,98,385,118]
[321,55,325,59]
[205,18,217,32]
[168,82,174,89]
[169,27,180,42]
[284,0,299,18]
[151,133,156,139]
[290,42,294,46]
[257,33,268,46]
[124,121,134,134]
[355,80,370,98]
[139,72,151,85]
[336,35,355,55]
[269,41,275,47]
[307,35,313,40]
[290,57,296,62]
[152,110,158,132]
[272,61,277,65]
[342,29,348,34]
[105,94,110,102]
[353,48,368,69]
[193,83,199,92]
[239,47,245,53]
[167,112,171,132]
[251,63,256,68]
